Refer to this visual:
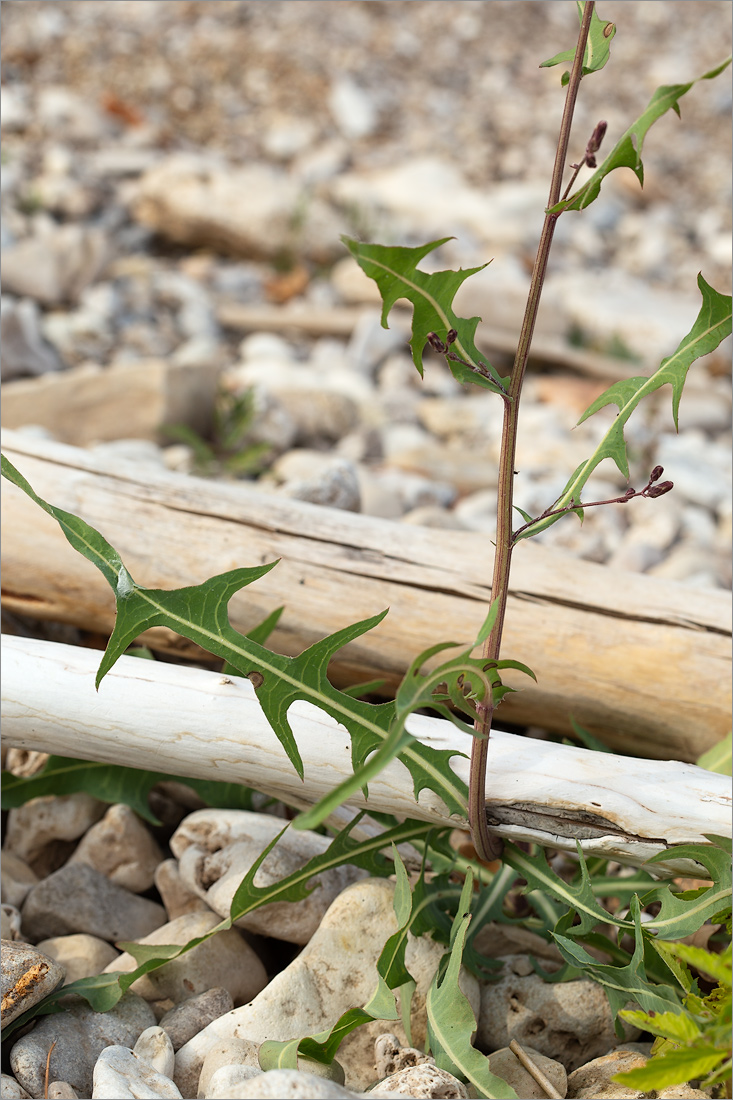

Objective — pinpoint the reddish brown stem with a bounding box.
[468,1,596,861]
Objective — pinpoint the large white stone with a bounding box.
[171,810,367,944]
[174,878,479,1098]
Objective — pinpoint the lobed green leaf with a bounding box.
[515,276,732,541]
[539,0,615,85]
[342,236,510,395]
[549,58,732,213]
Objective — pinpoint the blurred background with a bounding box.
[2,0,731,589]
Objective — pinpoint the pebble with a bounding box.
[4,792,106,877]
[477,954,636,1073]
[92,1045,182,1099]
[0,940,65,1030]
[20,863,167,944]
[173,878,479,1098]
[0,907,23,942]
[103,909,268,1007]
[65,802,164,893]
[170,809,368,945]
[159,988,234,1051]
[153,859,211,922]
[0,297,66,381]
[487,1045,567,1100]
[46,1085,79,1100]
[10,991,156,1099]
[0,1076,31,1099]
[0,853,39,910]
[34,933,120,984]
[374,1063,469,1098]
[134,1026,176,1080]
[198,1037,262,1098]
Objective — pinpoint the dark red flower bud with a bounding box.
[646,481,674,498]
[649,465,664,483]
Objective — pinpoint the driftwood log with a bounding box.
[3,635,729,876]
[1,430,730,762]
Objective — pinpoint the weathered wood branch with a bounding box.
[2,431,729,761]
[3,635,729,876]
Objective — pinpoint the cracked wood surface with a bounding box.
[3,635,729,876]
[2,431,730,761]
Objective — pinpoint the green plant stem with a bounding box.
[468,0,596,861]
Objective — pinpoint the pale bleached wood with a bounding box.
[3,635,729,876]
[1,431,730,762]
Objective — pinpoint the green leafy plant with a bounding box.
[2,5,731,1097]
[164,386,273,478]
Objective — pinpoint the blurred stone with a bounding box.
[133,155,347,264]
[0,852,39,909]
[1,224,109,305]
[0,297,66,381]
[4,793,106,877]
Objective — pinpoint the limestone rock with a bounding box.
[478,954,635,1073]
[34,933,120,984]
[171,809,367,944]
[92,1045,182,1099]
[20,864,166,943]
[104,909,267,1007]
[1,940,65,1030]
[65,803,164,893]
[10,991,156,1099]
[174,878,478,1098]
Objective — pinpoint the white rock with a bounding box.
[202,1069,363,1098]
[374,1063,469,1098]
[566,1048,649,1099]
[34,933,120,984]
[478,954,635,1073]
[103,909,267,1007]
[65,803,164,893]
[4,792,106,875]
[198,1037,262,1098]
[0,853,39,909]
[171,809,367,944]
[174,879,479,1098]
[205,1064,263,1099]
[0,1075,31,1099]
[134,1027,176,1080]
[328,76,378,140]
[153,859,210,922]
[92,1046,182,1099]
[46,1085,78,1099]
[486,1045,567,1100]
